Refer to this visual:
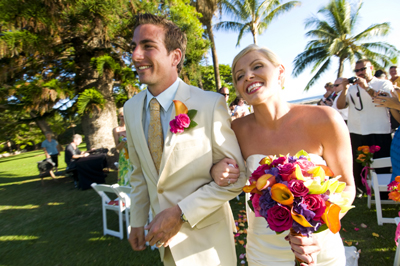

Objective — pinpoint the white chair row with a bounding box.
[367,157,400,225]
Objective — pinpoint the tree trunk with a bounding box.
[253,32,258,45]
[206,24,221,91]
[74,19,119,165]
[30,112,53,135]
[338,57,345,78]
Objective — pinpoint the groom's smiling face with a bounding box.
[131,24,179,94]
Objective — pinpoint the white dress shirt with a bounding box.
[142,78,180,141]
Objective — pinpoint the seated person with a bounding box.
[65,134,88,187]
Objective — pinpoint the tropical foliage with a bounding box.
[292,0,399,91]
[215,0,300,45]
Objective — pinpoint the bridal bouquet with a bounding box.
[243,151,354,265]
[356,145,380,196]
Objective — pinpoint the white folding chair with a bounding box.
[111,184,157,250]
[111,184,132,238]
[394,217,400,266]
[91,183,128,239]
[367,157,398,225]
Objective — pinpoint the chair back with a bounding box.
[91,183,115,203]
[112,184,131,207]
[371,157,392,169]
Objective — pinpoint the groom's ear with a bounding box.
[171,48,182,69]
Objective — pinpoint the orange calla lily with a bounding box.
[256,174,276,191]
[259,156,274,165]
[291,207,313,228]
[395,176,400,183]
[243,182,262,194]
[173,100,188,116]
[321,202,341,234]
[270,183,294,206]
[316,164,334,177]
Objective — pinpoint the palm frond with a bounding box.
[303,58,331,91]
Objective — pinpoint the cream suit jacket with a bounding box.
[124,81,246,266]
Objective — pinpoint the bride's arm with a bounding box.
[210,158,240,186]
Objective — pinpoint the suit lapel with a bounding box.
[132,92,159,184]
[159,81,191,180]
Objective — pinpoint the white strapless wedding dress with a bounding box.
[245,154,346,266]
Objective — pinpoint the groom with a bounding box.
[124,14,246,266]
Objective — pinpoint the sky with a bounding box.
[208,0,400,102]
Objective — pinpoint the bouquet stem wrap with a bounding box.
[360,166,372,196]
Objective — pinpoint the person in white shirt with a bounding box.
[231,97,250,120]
[336,59,394,197]
[332,78,348,123]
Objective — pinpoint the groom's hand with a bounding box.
[145,205,182,248]
[128,226,146,251]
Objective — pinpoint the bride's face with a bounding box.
[234,51,284,105]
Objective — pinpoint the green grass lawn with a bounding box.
[0,148,399,265]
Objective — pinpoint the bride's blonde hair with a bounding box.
[231,44,285,91]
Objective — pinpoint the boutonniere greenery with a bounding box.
[169,100,198,134]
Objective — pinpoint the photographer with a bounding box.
[336,59,394,197]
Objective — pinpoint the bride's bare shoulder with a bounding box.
[290,104,345,127]
[231,113,254,134]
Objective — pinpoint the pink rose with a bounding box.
[251,193,262,217]
[278,163,296,181]
[303,194,326,221]
[250,164,271,182]
[176,113,190,128]
[295,159,315,176]
[266,205,293,232]
[272,156,287,167]
[169,119,184,134]
[288,179,309,197]
[370,145,381,153]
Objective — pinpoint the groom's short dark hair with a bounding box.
[133,13,187,74]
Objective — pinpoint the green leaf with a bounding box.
[187,109,197,120]
[187,121,198,129]
[247,199,254,212]
[314,223,328,234]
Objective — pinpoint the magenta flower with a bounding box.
[250,164,271,182]
[370,145,381,153]
[288,179,309,197]
[266,205,293,232]
[169,114,190,134]
[278,163,296,181]
[303,194,326,221]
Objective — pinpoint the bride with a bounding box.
[211,44,355,265]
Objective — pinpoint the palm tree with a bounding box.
[215,0,300,46]
[194,0,224,90]
[292,0,399,91]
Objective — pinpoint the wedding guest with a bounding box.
[374,91,400,182]
[337,59,394,197]
[331,78,348,123]
[112,108,133,186]
[317,82,334,106]
[231,96,250,120]
[390,66,400,89]
[65,134,88,187]
[218,87,230,103]
[41,132,61,173]
[374,69,388,80]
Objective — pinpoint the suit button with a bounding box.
[157,188,164,194]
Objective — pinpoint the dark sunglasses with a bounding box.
[333,84,340,87]
[220,93,229,96]
[354,67,367,73]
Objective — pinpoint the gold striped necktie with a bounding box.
[148,98,163,173]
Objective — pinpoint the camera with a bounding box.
[348,77,358,83]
